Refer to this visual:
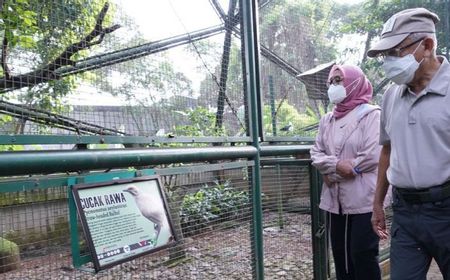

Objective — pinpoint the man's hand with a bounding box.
[336,160,355,179]
[372,204,389,240]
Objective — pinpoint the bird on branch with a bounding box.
[279,121,293,132]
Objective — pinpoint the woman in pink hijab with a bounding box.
[310,65,389,280]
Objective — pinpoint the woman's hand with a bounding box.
[323,175,332,186]
[336,160,355,179]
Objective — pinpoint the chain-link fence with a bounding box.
[1,0,449,141]
[0,159,318,279]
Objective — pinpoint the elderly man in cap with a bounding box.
[367,7,450,280]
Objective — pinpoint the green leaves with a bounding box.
[1,0,38,48]
[262,101,319,136]
[0,0,114,120]
[175,107,226,137]
[180,180,249,236]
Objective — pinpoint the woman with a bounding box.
[310,64,386,280]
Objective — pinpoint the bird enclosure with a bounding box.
[1,0,448,279]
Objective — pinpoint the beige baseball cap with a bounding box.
[367,8,440,58]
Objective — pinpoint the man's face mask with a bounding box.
[327,77,361,104]
[381,39,424,85]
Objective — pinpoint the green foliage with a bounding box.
[263,101,319,136]
[196,44,243,113]
[0,145,24,152]
[175,107,226,137]
[260,0,345,65]
[340,0,450,84]
[0,115,25,148]
[0,237,19,255]
[92,21,193,111]
[180,180,249,236]
[0,236,20,273]
[0,0,38,49]
[1,0,112,113]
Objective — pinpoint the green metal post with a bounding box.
[276,164,284,229]
[241,0,264,279]
[309,164,328,280]
[68,178,92,268]
[268,75,277,136]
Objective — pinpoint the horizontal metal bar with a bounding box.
[0,135,252,145]
[264,136,315,143]
[259,145,313,156]
[154,160,254,176]
[0,146,258,176]
[0,161,254,193]
[0,169,155,193]
[0,161,254,192]
[0,135,314,145]
[0,145,312,177]
[260,158,310,166]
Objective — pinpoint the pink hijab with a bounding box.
[328,65,373,119]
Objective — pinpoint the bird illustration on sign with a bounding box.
[123,185,171,245]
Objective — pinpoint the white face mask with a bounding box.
[382,40,423,85]
[327,85,346,104]
[327,77,361,104]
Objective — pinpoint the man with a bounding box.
[367,8,450,280]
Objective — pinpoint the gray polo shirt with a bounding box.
[380,56,450,189]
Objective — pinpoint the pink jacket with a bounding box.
[310,104,389,214]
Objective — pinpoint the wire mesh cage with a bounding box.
[1,0,449,143]
[1,0,449,279]
[0,163,258,279]
[260,162,313,279]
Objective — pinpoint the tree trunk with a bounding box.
[215,0,238,131]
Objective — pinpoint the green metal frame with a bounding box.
[0,148,320,278]
[241,0,264,278]
[0,134,315,146]
[309,165,328,280]
[0,135,254,145]
[0,146,258,176]
[0,145,313,177]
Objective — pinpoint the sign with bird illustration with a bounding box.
[72,176,176,272]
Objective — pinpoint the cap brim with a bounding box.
[367,33,410,57]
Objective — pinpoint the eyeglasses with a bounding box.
[378,37,425,58]
[327,76,343,87]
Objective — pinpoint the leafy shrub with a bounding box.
[0,237,20,273]
[180,180,249,236]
